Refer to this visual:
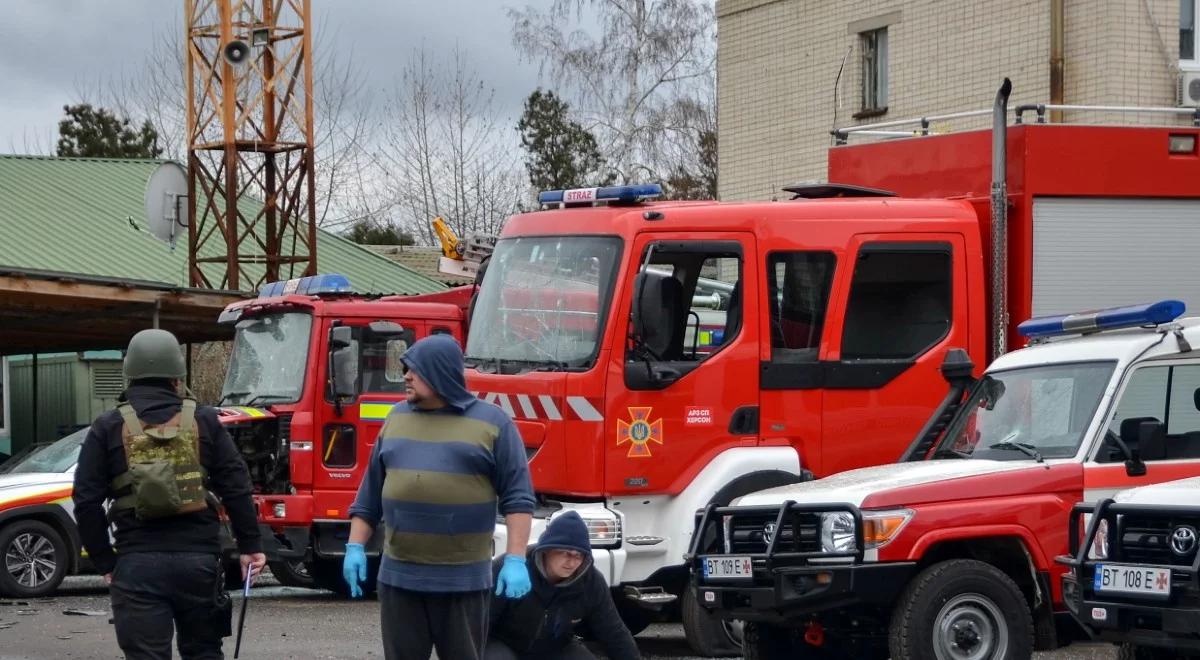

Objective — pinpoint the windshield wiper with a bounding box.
[218,391,252,406]
[243,394,293,408]
[987,441,1044,463]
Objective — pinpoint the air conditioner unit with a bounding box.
[1180,70,1200,107]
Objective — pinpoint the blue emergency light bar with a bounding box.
[258,273,353,298]
[538,184,663,207]
[1017,300,1186,338]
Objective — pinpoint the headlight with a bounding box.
[820,512,856,552]
[1091,519,1109,560]
[820,509,913,553]
[562,508,622,548]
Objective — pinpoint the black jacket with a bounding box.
[489,512,640,660]
[72,383,262,574]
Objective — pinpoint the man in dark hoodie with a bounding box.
[345,334,535,660]
[73,329,265,659]
[486,511,642,660]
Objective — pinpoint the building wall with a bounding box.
[717,0,1186,201]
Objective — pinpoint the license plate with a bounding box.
[1094,563,1171,597]
[702,555,753,581]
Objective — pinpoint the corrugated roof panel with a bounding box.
[0,155,444,295]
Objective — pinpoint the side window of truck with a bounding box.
[325,326,416,401]
[626,242,743,389]
[1102,364,1200,462]
[840,245,951,360]
[767,251,837,363]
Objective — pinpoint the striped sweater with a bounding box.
[348,376,535,591]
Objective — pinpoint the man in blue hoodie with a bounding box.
[343,334,535,660]
[486,511,642,660]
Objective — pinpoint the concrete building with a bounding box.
[717,0,1200,200]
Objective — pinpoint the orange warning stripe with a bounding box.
[0,486,74,512]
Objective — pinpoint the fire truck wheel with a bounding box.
[0,519,68,598]
[1117,643,1186,660]
[268,559,315,589]
[310,556,378,597]
[888,559,1033,660]
[681,585,742,657]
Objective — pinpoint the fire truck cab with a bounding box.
[690,303,1200,659]
[215,274,469,591]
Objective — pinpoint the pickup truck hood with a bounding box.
[733,460,1054,508]
[1113,476,1200,506]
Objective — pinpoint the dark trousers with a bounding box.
[483,639,597,660]
[379,583,488,660]
[110,551,231,660]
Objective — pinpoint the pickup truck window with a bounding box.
[940,361,1114,460]
[1101,363,1200,461]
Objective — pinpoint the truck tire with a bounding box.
[311,556,377,597]
[681,585,741,657]
[1118,643,1184,660]
[269,559,315,589]
[889,559,1033,660]
[0,519,69,598]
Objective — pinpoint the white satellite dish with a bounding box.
[144,161,189,249]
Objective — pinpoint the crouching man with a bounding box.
[486,511,642,660]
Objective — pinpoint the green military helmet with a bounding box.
[124,329,187,381]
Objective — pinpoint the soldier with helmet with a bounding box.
[72,329,265,660]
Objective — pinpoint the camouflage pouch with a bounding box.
[112,400,210,521]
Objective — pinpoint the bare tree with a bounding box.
[508,0,716,184]
[380,46,525,244]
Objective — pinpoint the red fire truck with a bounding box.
[213,276,470,589]
[476,87,1200,653]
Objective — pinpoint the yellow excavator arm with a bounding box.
[432,217,464,260]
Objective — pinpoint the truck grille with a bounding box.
[725,510,821,555]
[1118,515,1200,567]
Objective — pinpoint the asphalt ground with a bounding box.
[0,575,1118,660]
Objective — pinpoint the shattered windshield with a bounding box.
[221,312,312,405]
[466,236,622,372]
[937,361,1115,460]
[2,428,86,474]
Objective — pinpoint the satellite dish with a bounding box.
[143,162,189,249]
[223,40,251,66]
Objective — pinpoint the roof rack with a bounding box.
[782,183,896,199]
[832,103,1200,145]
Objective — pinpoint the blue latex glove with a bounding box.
[342,543,367,598]
[495,554,531,598]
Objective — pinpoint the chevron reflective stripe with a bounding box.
[538,395,562,420]
[234,407,269,418]
[469,392,602,422]
[359,401,402,422]
[516,394,538,419]
[566,396,603,421]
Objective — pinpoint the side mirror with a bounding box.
[1118,418,1160,477]
[328,326,358,407]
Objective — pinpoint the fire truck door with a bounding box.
[314,321,418,504]
[605,232,759,495]
[818,234,970,477]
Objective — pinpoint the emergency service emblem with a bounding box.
[617,407,663,458]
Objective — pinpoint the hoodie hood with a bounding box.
[122,382,185,425]
[400,335,475,410]
[533,511,594,587]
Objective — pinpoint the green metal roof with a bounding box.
[0,155,445,295]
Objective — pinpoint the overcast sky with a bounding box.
[0,1,544,154]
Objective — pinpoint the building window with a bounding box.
[861,27,889,113]
[1184,0,1198,64]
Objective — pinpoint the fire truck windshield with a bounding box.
[936,361,1115,461]
[466,235,622,373]
[221,311,313,405]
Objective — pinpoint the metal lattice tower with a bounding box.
[186,0,317,291]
